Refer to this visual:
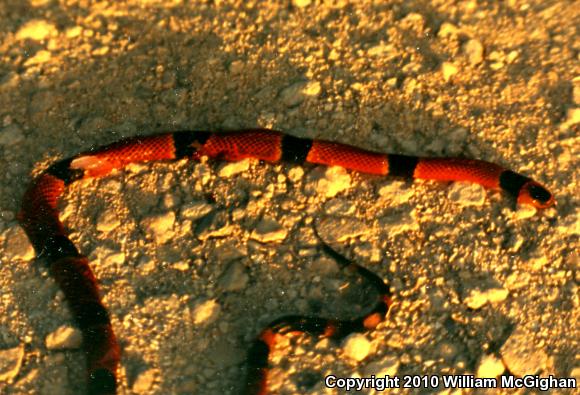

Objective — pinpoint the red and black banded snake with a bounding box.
[17,129,555,394]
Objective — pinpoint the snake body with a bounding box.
[17,129,554,394]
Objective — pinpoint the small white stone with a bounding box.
[141,212,175,243]
[180,201,213,220]
[0,345,24,382]
[438,22,459,37]
[317,217,370,243]
[305,166,352,198]
[218,158,251,178]
[323,198,356,216]
[292,0,312,7]
[560,107,580,129]
[476,354,505,378]
[378,181,413,204]
[280,80,321,107]
[45,326,83,350]
[250,218,288,243]
[30,0,52,6]
[441,62,459,81]
[132,368,157,393]
[96,210,120,233]
[287,166,304,182]
[103,252,126,267]
[379,210,419,235]
[65,26,83,38]
[463,39,484,65]
[571,366,580,383]
[501,328,549,376]
[514,204,537,220]
[464,287,509,309]
[448,182,486,207]
[24,50,52,66]
[16,19,57,41]
[367,44,392,57]
[342,333,371,362]
[485,288,509,303]
[192,299,221,325]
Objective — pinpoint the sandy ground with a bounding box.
[0,1,578,394]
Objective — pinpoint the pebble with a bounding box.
[362,355,400,377]
[500,328,549,376]
[24,50,52,66]
[180,201,213,221]
[464,287,509,309]
[16,19,57,41]
[292,0,312,7]
[448,182,486,207]
[30,0,52,6]
[305,166,351,198]
[378,181,413,205]
[527,251,548,271]
[379,210,419,236]
[438,22,460,38]
[317,217,369,243]
[476,354,505,378]
[192,299,221,325]
[141,212,175,243]
[218,261,249,292]
[505,271,531,290]
[218,158,251,178]
[0,345,24,382]
[463,39,484,65]
[96,210,121,233]
[367,44,392,57]
[323,198,356,216]
[559,107,580,130]
[103,251,126,267]
[571,366,580,383]
[65,26,83,38]
[132,368,156,393]
[0,124,24,146]
[45,326,83,350]
[250,218,288,243]
[195,210,233,240]
[3,226,35,261]
[506,233,525,253]
[514,204,537,220]
[441,62,459,81]
[287,166,304,182]
[280,80,321,107]
[342,333,371,362]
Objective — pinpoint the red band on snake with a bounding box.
[17,129,554,395]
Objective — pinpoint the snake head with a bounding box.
[517,181,555,209]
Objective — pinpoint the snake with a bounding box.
[17,129,555,394]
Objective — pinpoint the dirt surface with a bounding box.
[0,1,578,394]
